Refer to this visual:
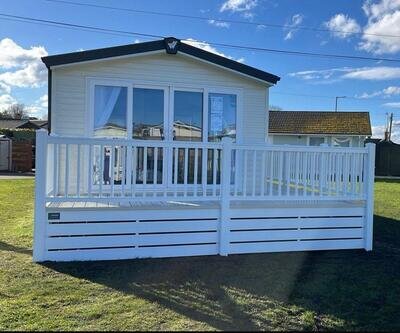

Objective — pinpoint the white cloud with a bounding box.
[0,38,48,89]
[25,94,48,116]
[284,14,304,40]
[220,0,258,12]
[372,124,386,138]
[38,94,48,108]
[0,82,10,94]
[383,101,400,107]
[0,94,17,111]
[324,14,361,39]
[208,19,231,28]
[362,0,400,19]
[342,66,400,80]
[183,38,245,62]
[289,66,400,82]
[357,85,400,98]
[359,0,400,54]
[372,121,400,142]
[288,67,353,80]
[0,62,47,88]
[0,38,47,69]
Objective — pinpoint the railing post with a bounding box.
[220,137,233,256]
[364,143,375,251]
[33,129,48,262]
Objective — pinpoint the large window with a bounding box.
[309,137,325,146]
[173,90,203,141]
[94,85,127,137]
[208,93,236,142]
[132,88,165,140]
[91,81,239,187]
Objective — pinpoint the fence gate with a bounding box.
[0,138,11,171]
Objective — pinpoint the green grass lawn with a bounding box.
[1,179,400,331]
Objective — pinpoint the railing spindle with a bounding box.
[153,147,158,186]
[194,148,198,197]
[278,151,283,197]
[202,148,207,197]
[64,144,69,198]
[243,150,247,197]
[213,148,217,197]
[53,143,58,197]
[269,151,274,196]
[252,150,256,197]
[77,144,81,197]
[143,147,147,187]
[184,148,188,197]
[110,146,115,197]
[261,150,266,196]
[131,146,137,197]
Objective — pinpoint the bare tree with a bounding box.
[0,104,28,119]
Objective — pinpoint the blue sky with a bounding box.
[1,0,400,141]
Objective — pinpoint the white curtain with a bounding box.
[333,137,351,147]
[94,86,122,129]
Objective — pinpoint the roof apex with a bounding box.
[42,37,280,84]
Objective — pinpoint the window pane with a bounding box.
[309,137,325,146]
[132,88,164,140]
[208,93,236,142]
[333,137,350,147]
[173,91,203,141]
[94,85,127,137]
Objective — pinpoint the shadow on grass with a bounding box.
[0,241,32,255]
[44,214,400,331]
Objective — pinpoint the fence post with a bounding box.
[220,137,233,256]
[33,129,48,262]
[365,143,375,251]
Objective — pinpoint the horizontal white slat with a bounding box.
[230,206,365,219]
[46,208,220,222]
[230,228,363,243]
[47,235,135,250]
[229,239,364,254]
[47,219,218,236]
[137,232,218,246]
[47,221,137,236]
[44,247,138,262]
[136,243,219,258]
[137,220,218,233]
[230,217,364,230]
[44,244,219,261]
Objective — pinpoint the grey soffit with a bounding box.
[41,37,280,85]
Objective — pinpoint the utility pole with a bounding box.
[388,112,393,141]
[335,96,346,112]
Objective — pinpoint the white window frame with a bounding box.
[307,136,327,146]
[87,77,243,189]
[87,77,243,143]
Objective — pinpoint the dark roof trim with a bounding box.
[41,37,280,84]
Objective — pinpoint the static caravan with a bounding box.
[33,38,375,262]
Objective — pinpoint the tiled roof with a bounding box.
[269,111,372,135]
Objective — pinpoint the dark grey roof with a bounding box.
[0,119,47,130]
[0,119,29,129]
[30,120,48,129]
[269,111,372,136]
[42,37,280,84]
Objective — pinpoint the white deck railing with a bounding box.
[36,130,375,204]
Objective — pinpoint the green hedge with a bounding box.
[0,129,36,141]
